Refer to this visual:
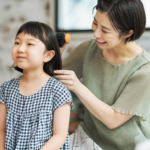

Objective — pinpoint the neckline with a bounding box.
[100,48,144,67]
[18,76,53,97]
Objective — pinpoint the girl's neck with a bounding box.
[21,69,50,83]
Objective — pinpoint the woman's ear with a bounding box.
[123,29,134,38]
[44,50,55,63]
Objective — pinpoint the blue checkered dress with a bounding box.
[0,77,73,150]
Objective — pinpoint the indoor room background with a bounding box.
[0,0,150,133]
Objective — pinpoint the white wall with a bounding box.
[0,0,150,85]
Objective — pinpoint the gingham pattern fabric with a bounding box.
[0,77,73,150]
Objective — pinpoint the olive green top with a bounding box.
[63,39,150,150]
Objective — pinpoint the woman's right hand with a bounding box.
[60,44,66,55]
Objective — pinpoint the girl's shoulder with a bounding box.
[50,77,73,111]
[0,78,19,105]
[50,77,69,93]
[1,78,19,90]
[50,77,72,98]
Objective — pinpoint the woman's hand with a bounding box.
[60,44,66,55]
[53,70,81,93]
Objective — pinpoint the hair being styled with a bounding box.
[94,0,146,43]
[13,21,62,76]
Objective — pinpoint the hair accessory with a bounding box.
[56,32,71,47]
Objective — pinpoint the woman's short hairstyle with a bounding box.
[95,0,146,43]
[12,21,62,76]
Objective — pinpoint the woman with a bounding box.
[54,0,150,149]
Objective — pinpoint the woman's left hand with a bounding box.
[53,70,81,93]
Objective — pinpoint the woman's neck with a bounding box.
[102,41,143,64]
[105,41,142,58]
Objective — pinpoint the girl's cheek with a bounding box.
[11,48,15,58]
[11,48,17,61]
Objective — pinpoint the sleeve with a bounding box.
[52,81,73,112]
[62,40,92,79]
[0,82,6,105]
[111,63,150,121]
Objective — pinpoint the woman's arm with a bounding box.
[53,70,133,129]
[0,103,7,150]
[62,40,92,79]
[40,103,70,150]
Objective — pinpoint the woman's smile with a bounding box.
[96,39,107,46]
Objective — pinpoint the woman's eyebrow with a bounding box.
[94,17,97,22]
[101,25,111,31]
[94,17,111,31]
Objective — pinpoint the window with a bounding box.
[56,0,150,32]
[56,0,97,32]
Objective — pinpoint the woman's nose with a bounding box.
[94,29,101,39]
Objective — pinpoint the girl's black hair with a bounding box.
[13,21,62,76]
[94,0,146,43]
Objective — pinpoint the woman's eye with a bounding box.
[102,30,108,33]
[93,22,97,26]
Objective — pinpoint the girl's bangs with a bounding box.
[16,22,43,39]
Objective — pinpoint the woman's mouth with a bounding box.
[96,39,107,45]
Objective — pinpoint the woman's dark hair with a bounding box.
[94,0,146,43]
[13,21,62,76]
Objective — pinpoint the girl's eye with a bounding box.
[15,42,19,45]
[102,30,108,33]
[28,43,33,46]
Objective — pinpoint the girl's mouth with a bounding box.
[17,56,25,60]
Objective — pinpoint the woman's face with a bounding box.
[92,10,125,50]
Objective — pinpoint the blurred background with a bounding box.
[0,0,150,134]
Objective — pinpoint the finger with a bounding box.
[53,75,70,80]
[54,70,73,75]
[58,79,73,86]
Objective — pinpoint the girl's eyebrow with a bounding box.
[15,37,20,40]
[15,37,37,42]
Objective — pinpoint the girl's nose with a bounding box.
[94,29,101,39]
[18,44,25,53]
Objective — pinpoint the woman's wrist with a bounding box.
[73,82,84,95]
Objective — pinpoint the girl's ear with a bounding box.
[43,50,55,63]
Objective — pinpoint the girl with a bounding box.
[0,21,73,150]
[54,0,150,150]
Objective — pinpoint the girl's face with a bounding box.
[11,32,50,71]
[92,10,125,50]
